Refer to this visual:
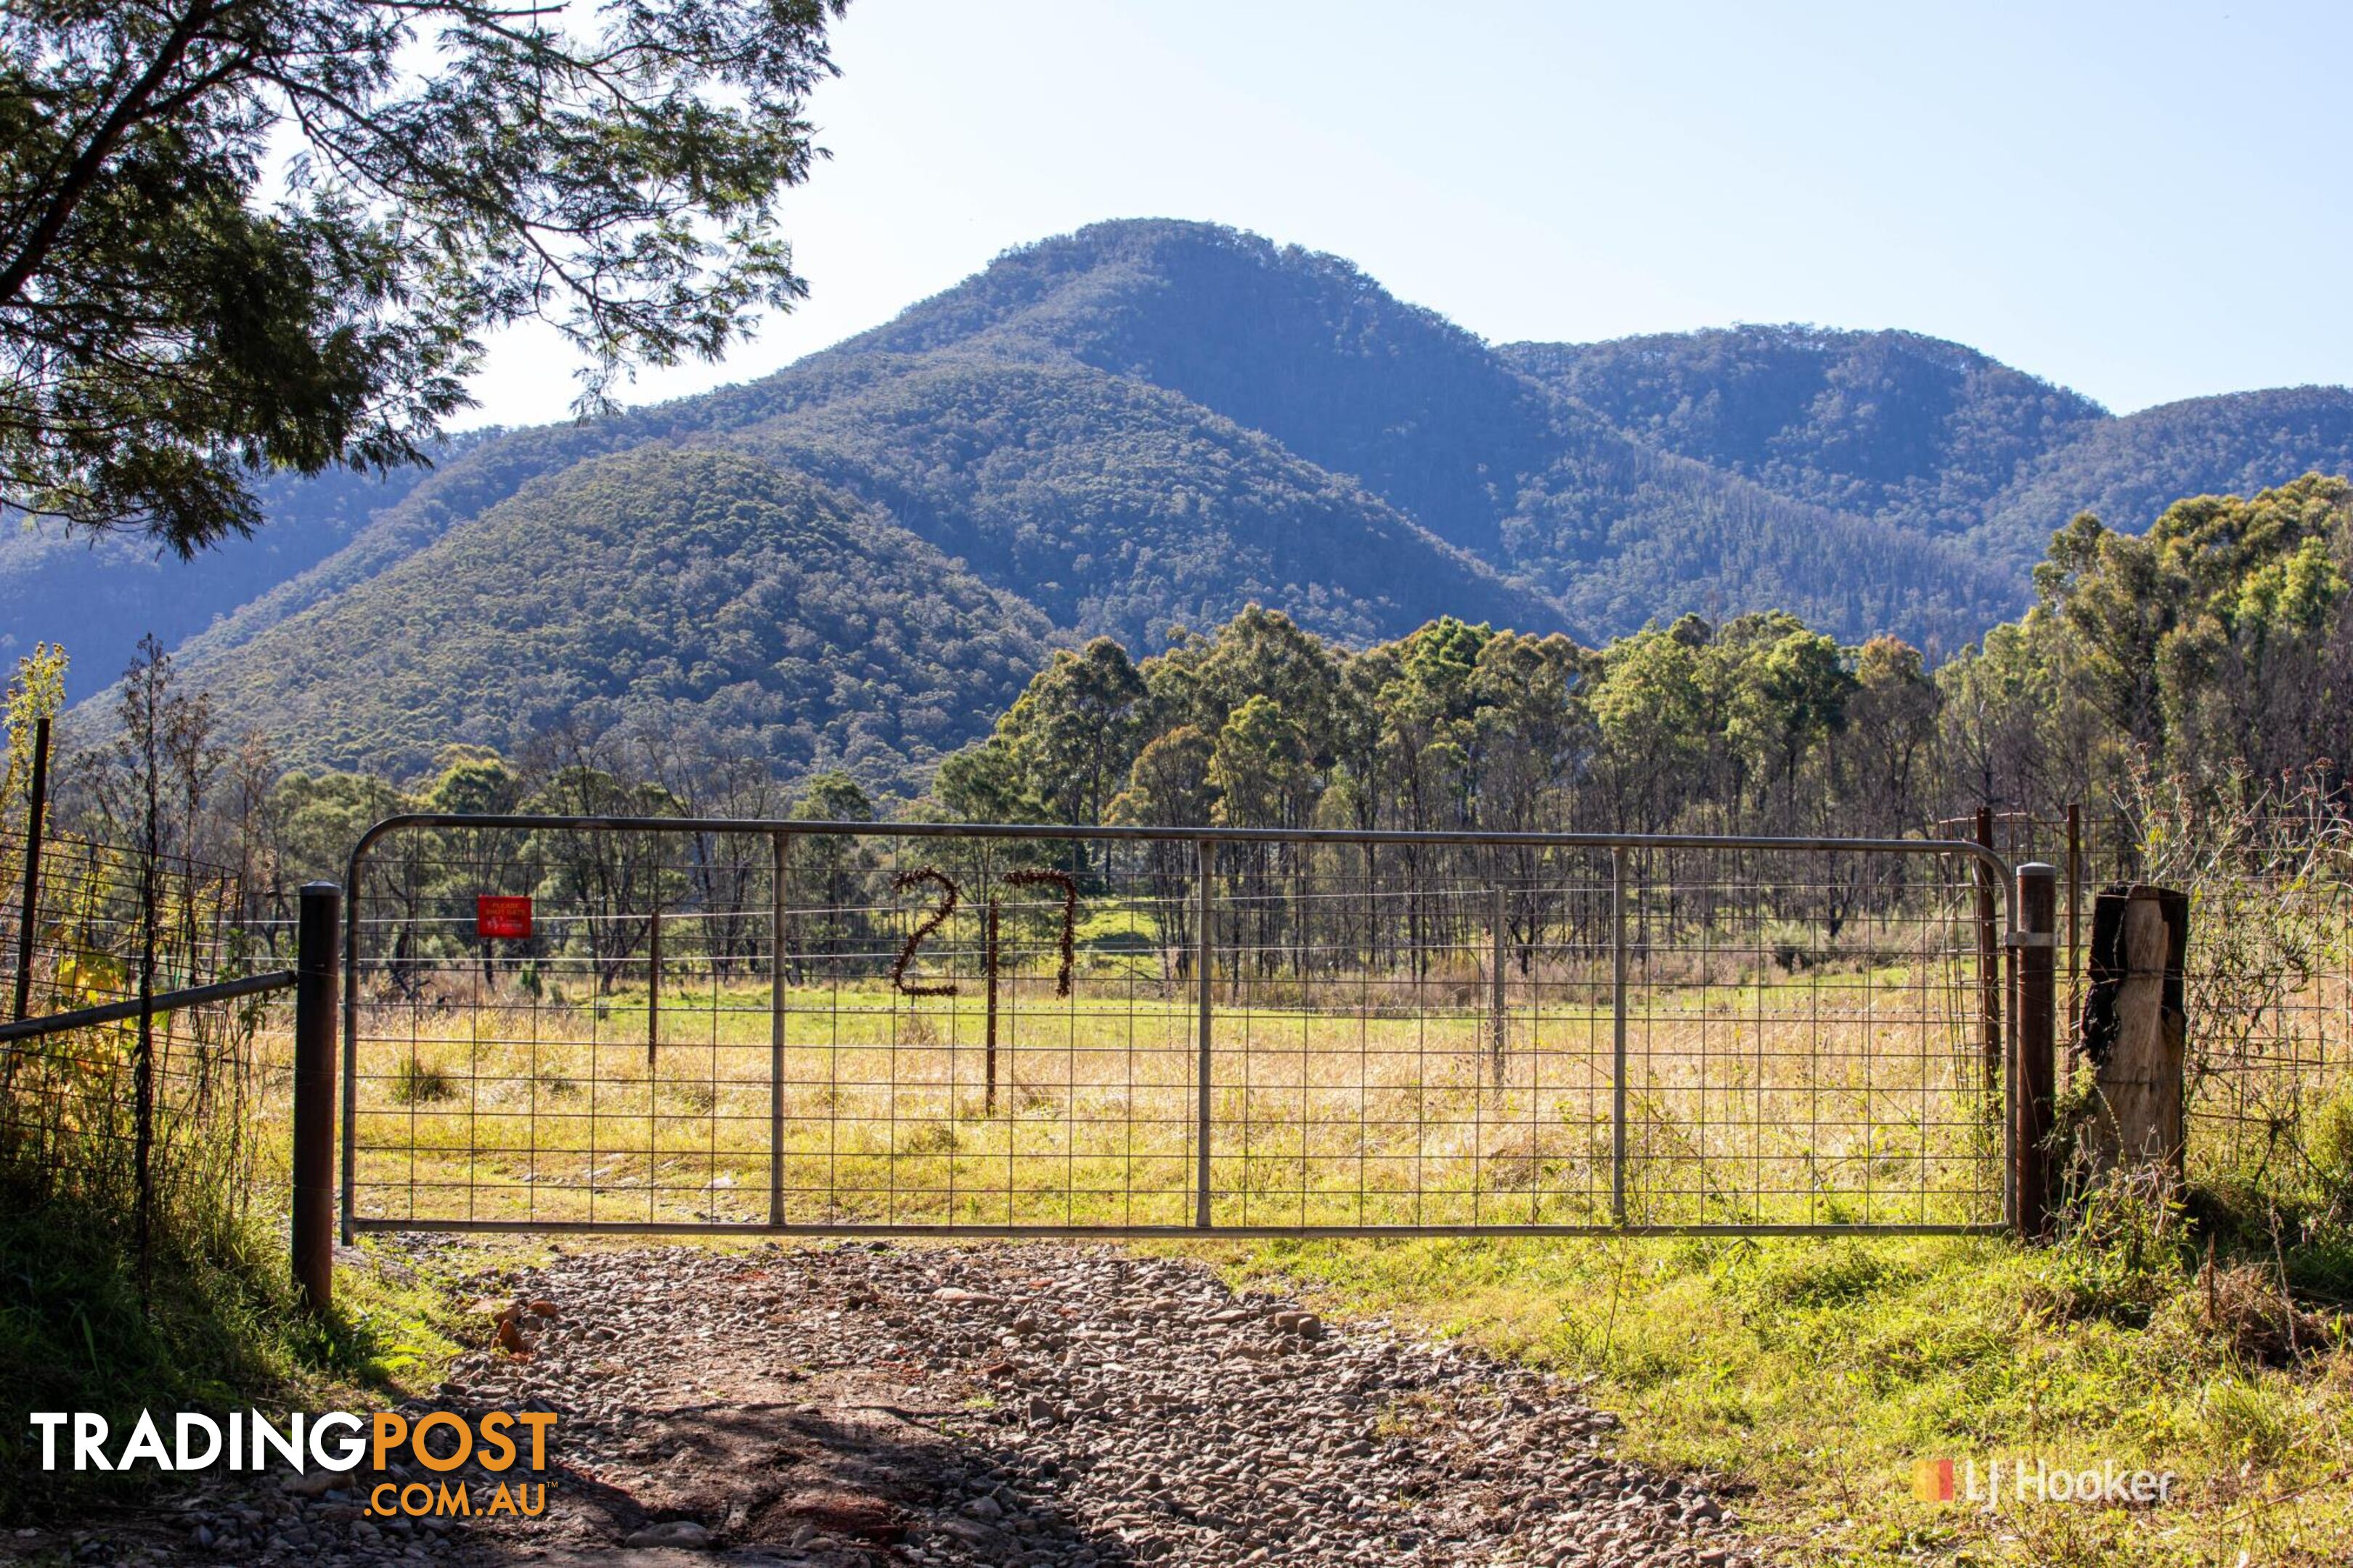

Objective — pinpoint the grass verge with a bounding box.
[1209,1209,2352,1567]
[0,1170,470,1522]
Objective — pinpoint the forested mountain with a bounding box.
[17,218,2353,785]
[1973,385,2353,565]
[1502,326,2107,537]
[828,222,2016,644]
[182,449,1051,778]
[714,353,1562,648]
[2,460,441,706]
[165,417,705,686]
[1503,325,2353,584]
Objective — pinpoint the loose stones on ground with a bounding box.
[56,1240,1758,1568]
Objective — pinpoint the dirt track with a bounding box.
[13,1240,1759,1568]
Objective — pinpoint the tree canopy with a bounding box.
[0,0,844,552]
[932,475,2353,844]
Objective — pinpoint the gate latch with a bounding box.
[2002,931,2056,948]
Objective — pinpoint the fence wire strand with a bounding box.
[344,822,2012,1236]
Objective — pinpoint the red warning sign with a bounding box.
[476,895,533,940]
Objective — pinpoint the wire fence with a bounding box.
[343,820,2015,1237]
[13,788,2343,1248]
[0,828,280,1019]
[0,828,280,1251]
[1944,803,2353,1181]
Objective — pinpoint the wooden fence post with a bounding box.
[2079,885,2188,1180]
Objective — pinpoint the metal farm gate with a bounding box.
[338,818,2057,1242]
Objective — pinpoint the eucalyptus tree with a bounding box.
[1,0,844,551]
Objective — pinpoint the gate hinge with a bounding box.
[2002,931,2057,948]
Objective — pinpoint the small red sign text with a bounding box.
[476,896,532,940]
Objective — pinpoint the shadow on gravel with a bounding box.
[468,1398,1135,1566]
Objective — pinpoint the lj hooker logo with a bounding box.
[28,1410,558,1519]
[1912,1455,2175,1511]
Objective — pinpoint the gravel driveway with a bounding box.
[17,1240,1761,1568]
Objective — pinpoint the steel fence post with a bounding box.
[1491,881,1507,1086]
[647,903,661,1066]
[2015,862,2058,1240]
[770,830,787,1228]
[293,881,340,1313]
[1975,807,2002,1088]
[340,853,360,1246]
[1611,846,1628,1228]
[2065,802,2083,1042]
[1196,838,1214,1230]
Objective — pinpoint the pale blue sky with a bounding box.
[462,1,2352,428]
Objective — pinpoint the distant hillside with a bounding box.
[23,218,2353,785]
[1503,326,2353,593]
[163,417,689,682]
[716,352,1562,649]
[1502,326,2106,539]
[1,460,441,705]
[828,223,2012,643]
[1973,385,2353,564]
[177,449,1052,777]
[844,221,1576,558]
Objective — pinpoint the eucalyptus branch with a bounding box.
[0,0,844,547]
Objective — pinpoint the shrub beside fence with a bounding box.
[1958,794,2353,1188]
[0,825,286,1285]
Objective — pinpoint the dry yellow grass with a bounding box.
[346,957,2004,1234]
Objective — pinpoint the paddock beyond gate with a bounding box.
[338,817,2055,1242]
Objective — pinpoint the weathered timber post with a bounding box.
[2079,885,2188,1180]
[2014,865,2058,1238]
[293,881,340,1313]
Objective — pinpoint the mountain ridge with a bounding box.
[180,447,1056,778]
[21,218,2353,785]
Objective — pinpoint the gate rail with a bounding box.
[335,816,2054,1242]
[0,969,293,1045]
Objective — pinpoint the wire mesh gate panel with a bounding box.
[341,819,2016,1238]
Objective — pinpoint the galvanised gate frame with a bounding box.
[338,817,2058,1243]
